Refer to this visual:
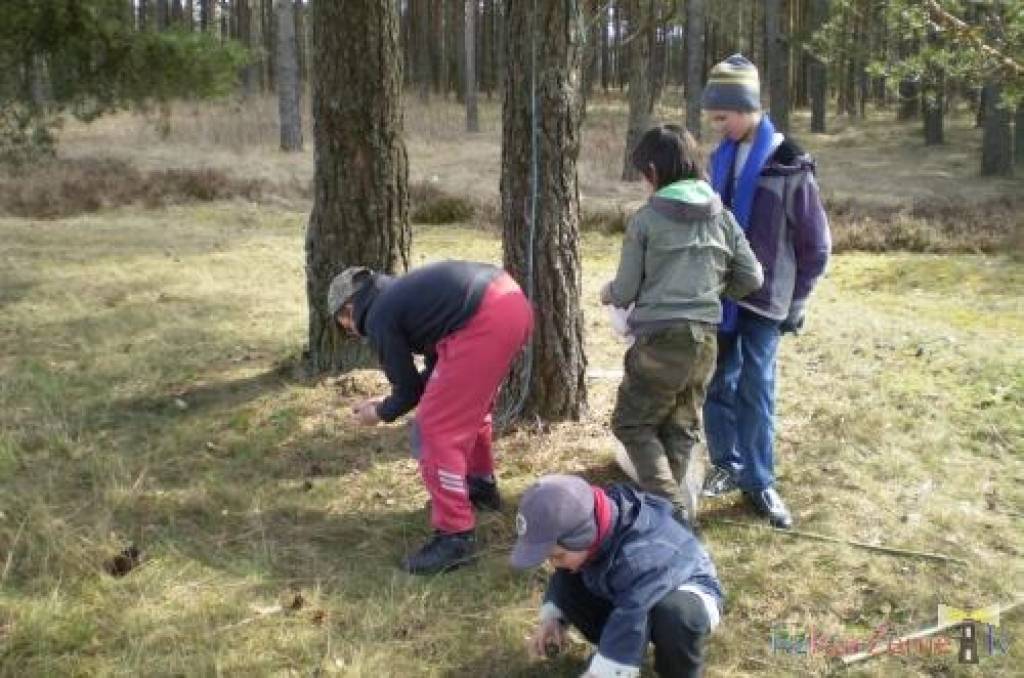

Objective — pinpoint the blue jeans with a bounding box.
[703,307,781,492]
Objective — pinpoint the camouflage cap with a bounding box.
[327,266,371,318]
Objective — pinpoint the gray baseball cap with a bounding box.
[327,267,371,318]
[510,474,597,569]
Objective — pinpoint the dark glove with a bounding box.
[780,303,806,335]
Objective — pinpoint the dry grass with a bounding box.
[22,94,1021,253]
[1,201,1022,676]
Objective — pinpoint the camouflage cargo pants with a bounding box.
[612,322,717,518]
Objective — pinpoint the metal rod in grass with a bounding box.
[712,519,969,565]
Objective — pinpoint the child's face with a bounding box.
[706,110,757,142]
[547,546,588,572]
[336,303,359,337]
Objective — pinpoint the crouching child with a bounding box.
[511,474,724,678]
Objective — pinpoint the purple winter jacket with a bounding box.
[716,138,831,322]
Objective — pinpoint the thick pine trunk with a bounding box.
[501,0,587,422]
[684,0,705,139]
[622,0,653,181]
[306,0,410,373]
[277,0,303,151]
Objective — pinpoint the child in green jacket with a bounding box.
[601,124,763,523]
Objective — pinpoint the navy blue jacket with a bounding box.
[352,261,500,422]
[546,485,724,669]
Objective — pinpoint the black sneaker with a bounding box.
[702,466,740,498]
[468,476,502,512]
[400,531,477,575]
[744,487,793,529]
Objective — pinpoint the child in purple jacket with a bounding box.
[699,54,832,529]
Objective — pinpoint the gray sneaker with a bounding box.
[702,466,740,498]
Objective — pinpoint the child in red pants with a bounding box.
[328,261,533,574]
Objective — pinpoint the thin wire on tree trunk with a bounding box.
[495,0,540,432]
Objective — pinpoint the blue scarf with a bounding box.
[710,114,775,333]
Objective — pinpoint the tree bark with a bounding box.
[764,0,790,133]
[277,0,303,151]
[622,0,653,181]
[980,83,1012,176]
[465,0,479,131]
[684,0,705,139]
[306,0,411,373]
[501,0,587,422]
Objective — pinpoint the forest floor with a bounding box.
[0,94,1022,676]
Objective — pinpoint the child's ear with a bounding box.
[645,163,658,186]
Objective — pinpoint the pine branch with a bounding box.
[924,0,1024,76]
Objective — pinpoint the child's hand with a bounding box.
[780,306,806,335]
[351,399,382,426]
[528,617,566,659]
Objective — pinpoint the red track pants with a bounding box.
[413,273,533,533]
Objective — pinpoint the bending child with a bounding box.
[328,261,533,574]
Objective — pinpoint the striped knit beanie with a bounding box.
[701,54,761,112]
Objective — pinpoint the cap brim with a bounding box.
[509,538,554,569]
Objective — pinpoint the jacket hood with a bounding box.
[647,179,724,222]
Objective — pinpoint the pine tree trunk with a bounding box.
[295,0,307,86]
[980,83,1012,176]
[171,0,183,26]
[1015,104,1024,168]
[684,0,705,139]
[449,0,464,100]
[277,0,303,151]
[465,0,479,132]
[582,0,600,104]
[156,0,169,30]
[808,0,828,133]
[622,0,653,181]
[238,0,257,96]
[764,0,790,132]
[199,0,212,32]
[601,1,611,91]
[306,0,411,373]
[922,81,944,145]
[435,1,447,98]
[416,0,431,102]
[501,0,587,422]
